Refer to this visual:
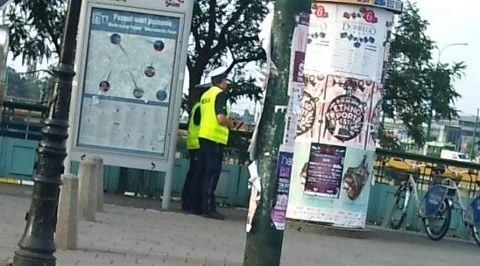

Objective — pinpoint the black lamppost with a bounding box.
[12,0,82,265]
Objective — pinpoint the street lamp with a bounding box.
[12,0,82,265]
[424,42,468,155]
[437,42,469,64]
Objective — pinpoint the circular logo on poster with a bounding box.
[325,95,365,141]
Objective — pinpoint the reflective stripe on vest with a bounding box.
[186,102,201,150]
[198,86,229,145]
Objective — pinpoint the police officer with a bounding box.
[198,66,235,220]
[181,83,210,214]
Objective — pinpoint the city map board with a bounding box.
[76,7,180,158]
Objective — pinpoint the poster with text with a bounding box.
[77,8,180,156]
[364,84,382,149]
[286,143,374,228]
[283,16,309,149]
[305,3,394,82]
[271,151,294,230]
[283,83,303,150]
[304,2,336,73]
[289,14,309,87]
[303,143,345,198]
[319,75,376,150]
[295,72,379,151]
[295,71,327,142]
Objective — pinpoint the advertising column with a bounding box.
[286,0,402,228]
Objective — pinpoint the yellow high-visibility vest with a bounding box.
[186,102,201,150]
[199,86,229,145]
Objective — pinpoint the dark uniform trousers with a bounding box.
[198,137,225,214]
[181,149,201,212]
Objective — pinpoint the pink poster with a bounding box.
[320,75,375,149]
[295,73,378,150]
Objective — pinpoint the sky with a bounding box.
[414,0,480,116]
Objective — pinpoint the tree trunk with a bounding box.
[243,1,309,265]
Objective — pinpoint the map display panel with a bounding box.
[77,7,180,157]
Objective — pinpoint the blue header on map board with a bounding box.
[90,7,180,39]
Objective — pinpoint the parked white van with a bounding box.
[440,149,470,162]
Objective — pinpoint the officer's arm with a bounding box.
[215,92,234,129]
[193,106,201,126]
[217,114,234,128]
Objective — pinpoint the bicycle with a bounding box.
[421,166,480,244]
[389,160,428,230]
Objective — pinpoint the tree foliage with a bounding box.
[5,0,272,111]
[381,2,465,147]
[4,67,53,102]
[185,0,272,109]
[6,0,67,65]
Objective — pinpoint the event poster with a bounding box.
[282,14,309,149]
[77,8,180,156]
[365,84,383,149]
[295,73,379,150]
[320,75,376,150]
[305,3,394,83]
[271,150,294,230]
[286,143,374,227]
[283,84,302,150]
[303,143,345,198]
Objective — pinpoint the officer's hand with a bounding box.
[229,119,237,129]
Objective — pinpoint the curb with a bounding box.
[287,220,370,239]
[0,178,20,185]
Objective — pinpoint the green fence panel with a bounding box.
[0,137,37,180]
[366,183,396,226]
[214,164,239,206]
[234,165,250,207]
[103,166,120,193]
[70,161,121,194]
[172,158,188,197]
[0,136,5,176]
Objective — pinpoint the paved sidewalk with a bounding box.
[0,183,479,266]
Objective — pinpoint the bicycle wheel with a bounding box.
[423,199,451,241]
[472,224,480,246]
[390,185,408,229]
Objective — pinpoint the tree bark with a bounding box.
[243,1,309,265]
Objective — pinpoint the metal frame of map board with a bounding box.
[68,0,193,174]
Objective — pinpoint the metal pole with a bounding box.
[12,0,82,265]
[470,108,479,160]
[242,1,309,265]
